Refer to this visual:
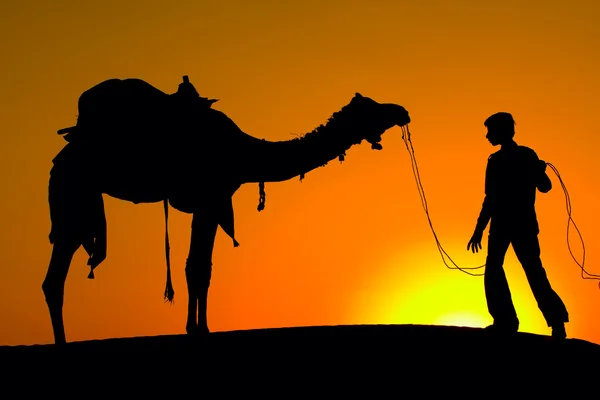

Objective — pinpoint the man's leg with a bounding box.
[512,233,569,337]
[484,233,519,331]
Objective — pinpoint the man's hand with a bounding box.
[538,159,547,173]
[467,230,483,253]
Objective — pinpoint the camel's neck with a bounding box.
[237,107,366,184]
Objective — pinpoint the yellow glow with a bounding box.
[351,247,493,327]
[354,247,553,335]
[434,311,488,328]
[374,274,493,327]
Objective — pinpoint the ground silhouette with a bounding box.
[43,75,411,345]
[1,324,598,395]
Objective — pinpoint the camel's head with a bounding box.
[345,93,411,150]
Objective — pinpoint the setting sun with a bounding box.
[434,311,488,328]
[362,259,493,327]
[351,244,554,335]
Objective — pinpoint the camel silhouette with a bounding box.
[43,75,411,345]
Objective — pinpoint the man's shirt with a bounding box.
[476,141,550,235]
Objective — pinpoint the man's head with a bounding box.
[484,112,515,146]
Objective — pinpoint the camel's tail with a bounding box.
[163,198,174,302]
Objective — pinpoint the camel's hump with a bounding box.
[59,77,217,142]
[77,78,170,116]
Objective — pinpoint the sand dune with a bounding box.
[2,324,597,396]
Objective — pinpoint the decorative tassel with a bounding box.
[257,182,266,211]
[84,240,96,280]
[163,199,175,303]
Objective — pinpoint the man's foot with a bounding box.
[551,323,567,340]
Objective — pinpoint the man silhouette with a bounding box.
[467,112,569,339]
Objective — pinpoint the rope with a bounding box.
[546,163,600,283]
[400,125,485,276]
[401,125,599,287]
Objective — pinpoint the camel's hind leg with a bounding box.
[185,212,218,336]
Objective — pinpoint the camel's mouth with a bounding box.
[395,108,411,128]
[398,117,411,127]
[365,104,410,150]
[380,103,411,129]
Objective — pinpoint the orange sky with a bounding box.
[1,0,599,346]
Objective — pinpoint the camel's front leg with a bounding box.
[42,239,80,345]
[185,213,218,336]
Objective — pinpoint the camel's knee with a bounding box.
[43,240,79,304]
[185,260,212,291]
[42,278,65,305]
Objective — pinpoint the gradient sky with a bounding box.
[1,0,599,346]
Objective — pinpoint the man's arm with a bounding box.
[476,157,493,232]
[535,159,552,193]
[467,158,492,253]
[475,195,492,233]
[528,147,552,193]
